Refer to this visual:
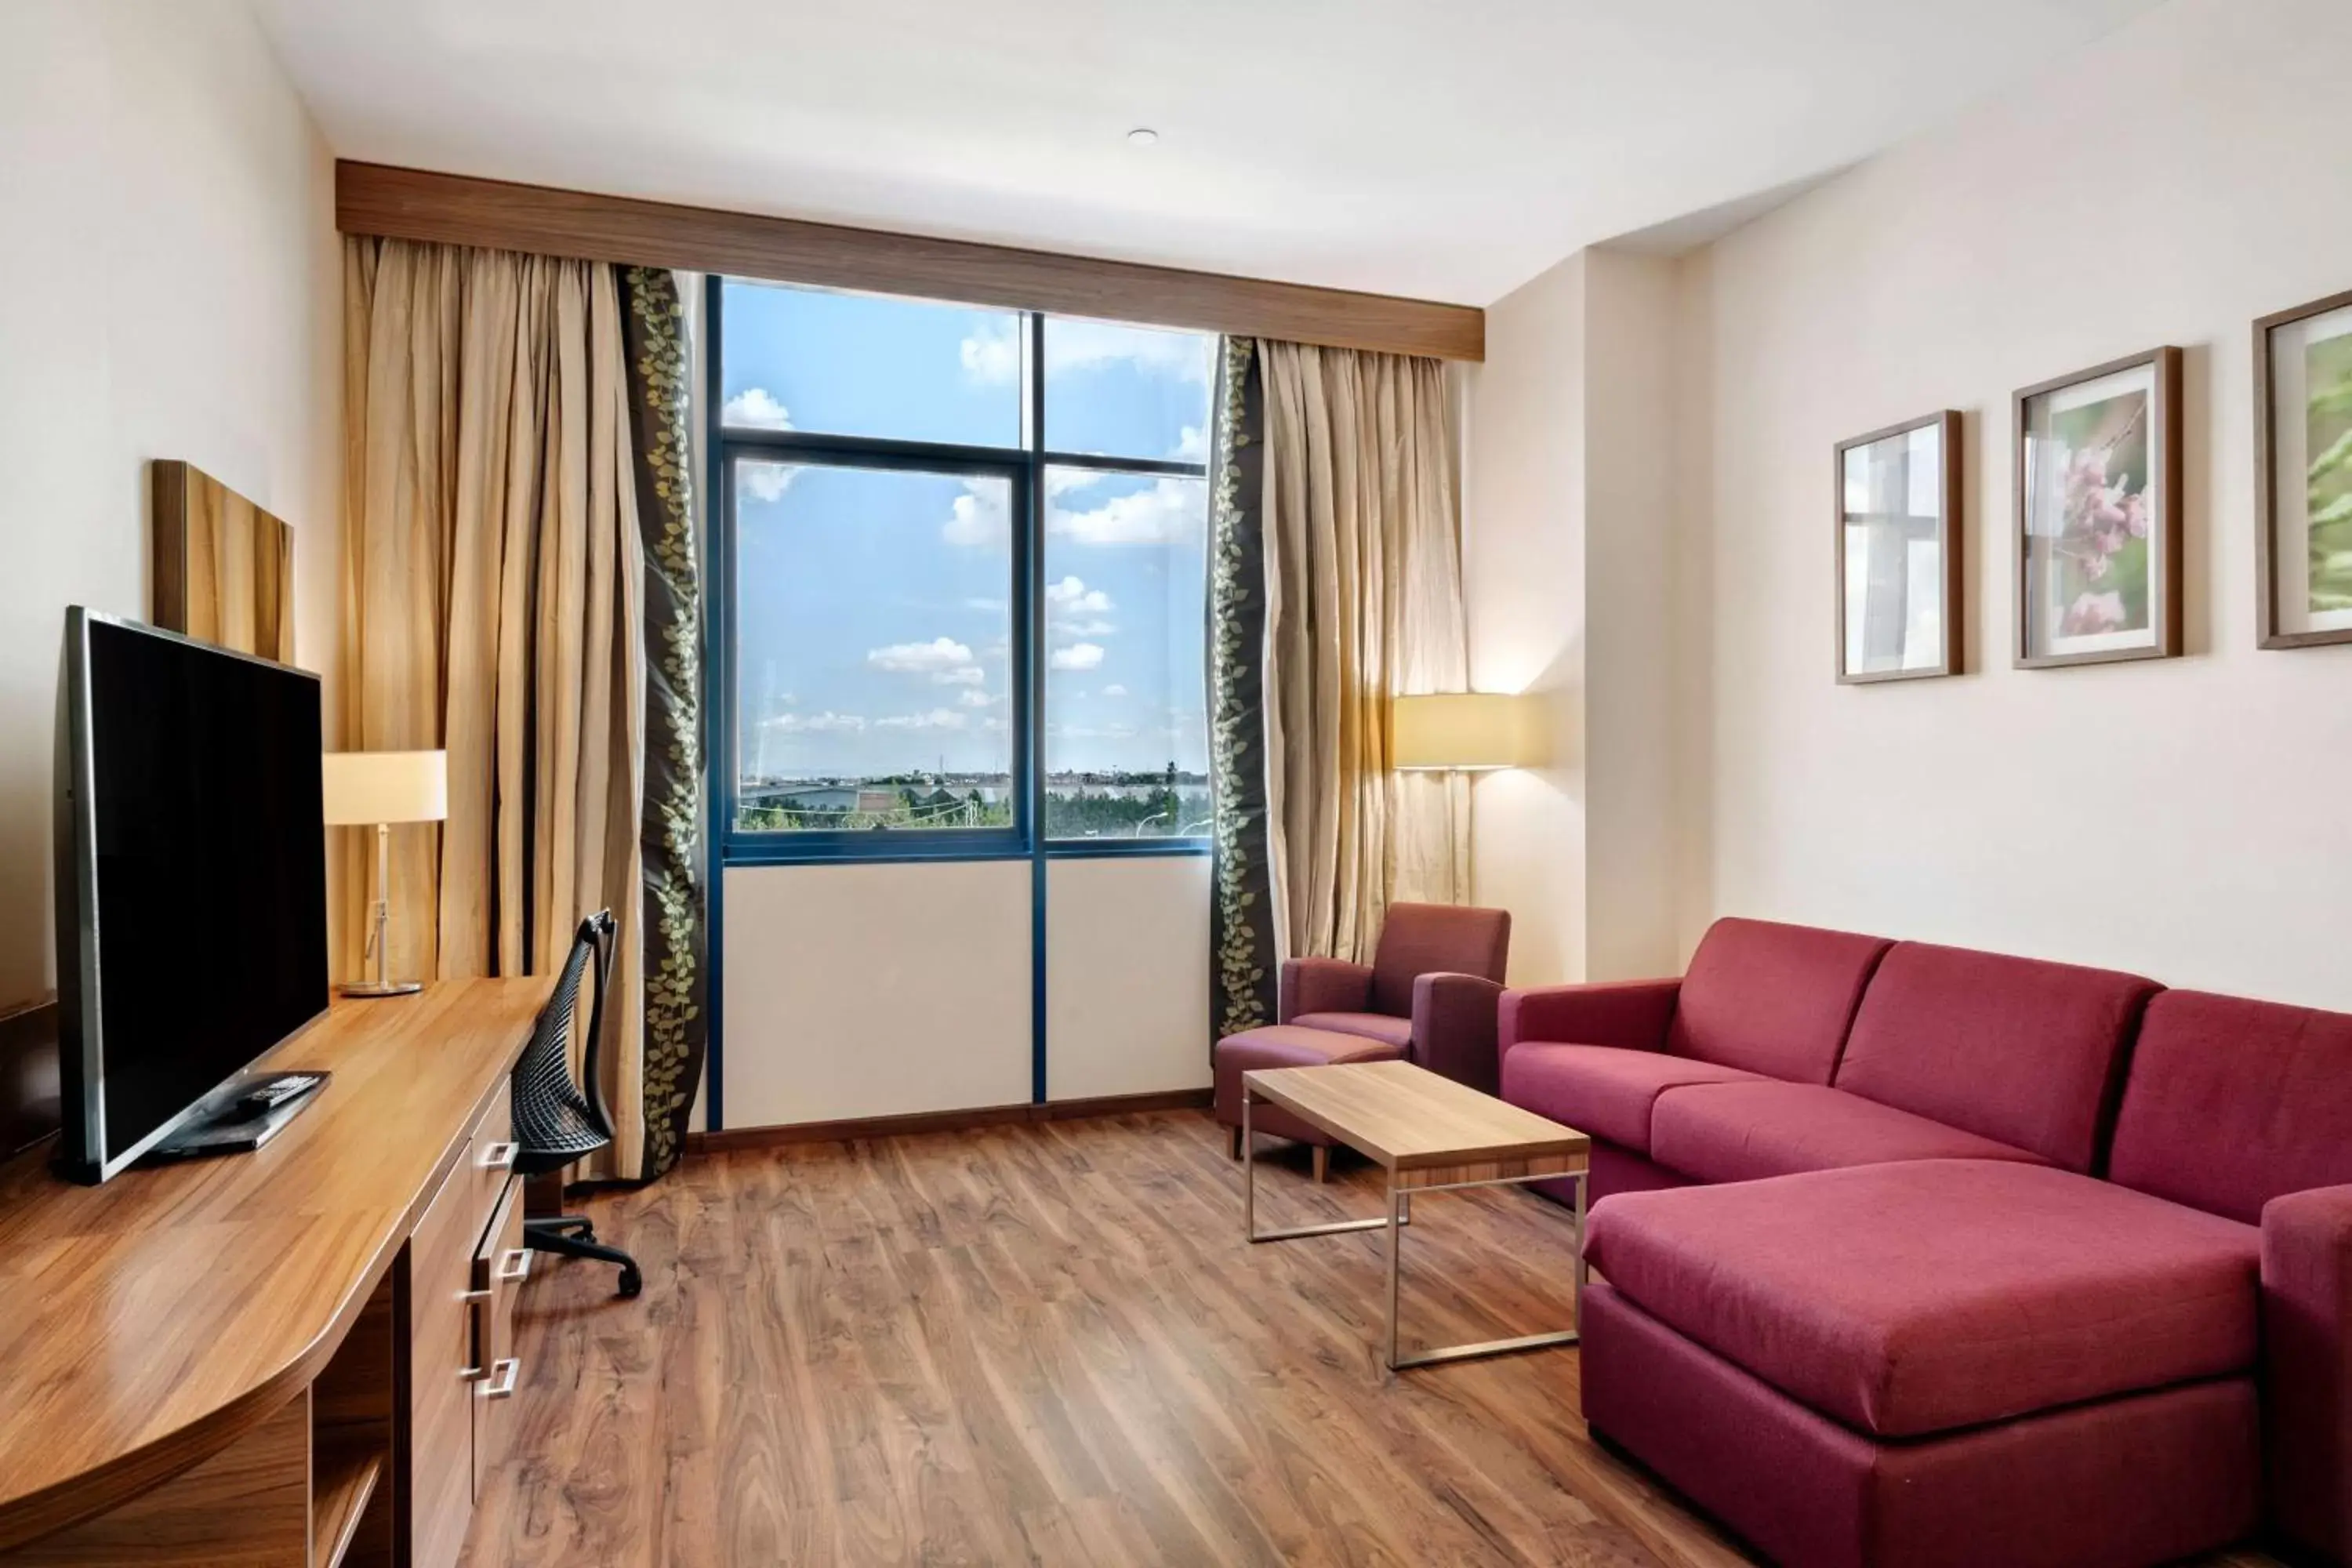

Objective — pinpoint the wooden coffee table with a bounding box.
[1240,1059,1592,1372]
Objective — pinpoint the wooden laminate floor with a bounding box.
[458,1110,2283,1568]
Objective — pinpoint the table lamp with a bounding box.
[1390,693,1535,771]
[322,750,448,998]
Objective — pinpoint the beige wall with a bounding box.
[1465,252,1588,985]
[1472,0,2352,1007]
[1464,248,1682,985]
[0,0,341,1010]
[1682,0,2352,1004]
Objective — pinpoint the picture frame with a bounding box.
[1834,410,1962,683]
[2013,347,2182,669]
[2254,287,2352,650]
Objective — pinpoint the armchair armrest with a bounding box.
[1499,978,1681,1058]
[2263,1183,2352,1563]
[1411,972,1505,1094]
[1279,957,1373,1024]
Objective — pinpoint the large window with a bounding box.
[713,278,1214,852]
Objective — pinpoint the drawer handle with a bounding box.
[478,1142,519,1171]
[478,1356,520,1401]
[496,1247,532,1283]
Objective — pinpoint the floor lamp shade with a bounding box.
[322,750,448,826]
[1390,694,1532,771]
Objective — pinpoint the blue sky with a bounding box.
[721,281,1213,782]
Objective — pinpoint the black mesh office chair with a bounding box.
[514,910,642,1298]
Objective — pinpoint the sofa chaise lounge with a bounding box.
[1501,917,2352,1568]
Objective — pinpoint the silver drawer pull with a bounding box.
[478,1356,520,1400]
[478,1142,519,1171]
[496,1247,531,1283]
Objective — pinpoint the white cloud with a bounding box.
[933,664,985,686]
[956,688,998,708]
[959,319,1214,388]
[942,478,1011,547]
[766,710,866,734]
[1174,423,1207,461]
[1050,642,1106,671]
[867,637,975,675]
[1045,575,1114,616]
[875,709,968,731]
[1058,619,1117,637]
[959,323,1022,386]
[739,459,800,503]
[1050,476,1203,546]
[1102,684,1129,698]
[724,387,793,430]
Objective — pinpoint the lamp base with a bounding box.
[339,979,423,999]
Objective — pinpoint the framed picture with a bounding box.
[2256,287,2352,649]
[2013,347,2182,668]
[1835,411,1962,682]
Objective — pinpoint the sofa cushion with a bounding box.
[1650,1080,2049,1185]
[1502,1043,1762,1153]
[1585,1160,2260,1439]
[1833,942,2158,1173]
[1667,917,1892,1083]
[2109,989,2352,1223]
[1288,1011,1413,1050]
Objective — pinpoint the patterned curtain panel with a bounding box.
[618,268,706,1181]
[1207,338,1279,1042]
[1258,340,1470,966]
[343,236,648,1181]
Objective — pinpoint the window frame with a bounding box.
[707,281,1214,867]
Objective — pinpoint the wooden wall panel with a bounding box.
[336,162,1485,361]
[151,459,296,662]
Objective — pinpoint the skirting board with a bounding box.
[686,1088,1213,1155]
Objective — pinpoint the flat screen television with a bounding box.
[54,608,328,1182]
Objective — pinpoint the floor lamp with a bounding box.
[322,750,448,998]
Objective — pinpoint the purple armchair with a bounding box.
[1214,902,1511,1180]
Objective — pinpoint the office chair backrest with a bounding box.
[512,910,616,1173]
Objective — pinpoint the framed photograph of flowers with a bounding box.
[2256,288,2352,649]
[1835,411,1962,682]
[2013,347,2183,668]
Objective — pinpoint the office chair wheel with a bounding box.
[618,1264,643,1299]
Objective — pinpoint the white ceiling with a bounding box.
[257,0,2163,306]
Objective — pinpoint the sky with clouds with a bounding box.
[722,281,1214,783]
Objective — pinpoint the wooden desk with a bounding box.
[0,978,553,1566]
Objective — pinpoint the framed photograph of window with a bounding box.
[2256,287,2352,649]
[1835,411,1962,683]
[2013,347,2182,668]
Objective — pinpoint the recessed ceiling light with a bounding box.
[1127,128,1160,147]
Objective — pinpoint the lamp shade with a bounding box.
[1390,694,1531,771]
[321,750,449,826]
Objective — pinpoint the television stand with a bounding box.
[145,1069,331,1162]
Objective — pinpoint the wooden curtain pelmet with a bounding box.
[336,161,1486,362]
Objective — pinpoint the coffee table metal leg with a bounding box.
[1385,1181,1403,1370]
[1241,1077,1410,1244]
[1382,1169,1585,1373]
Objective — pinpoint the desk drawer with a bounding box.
[408,1149,485,1568]
[469,1172,528,1497]
[464,1093,519,1249]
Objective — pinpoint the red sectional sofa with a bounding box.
[1499,917,2352,1568]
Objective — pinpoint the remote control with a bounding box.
[234,1074,324,1120]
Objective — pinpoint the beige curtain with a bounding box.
[342,238,648,1180]
[1260,340,1470,967]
